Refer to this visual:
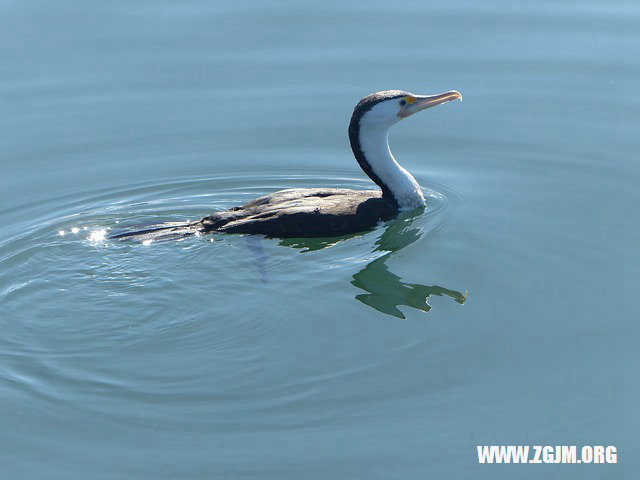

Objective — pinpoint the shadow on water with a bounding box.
[107,207,467,319]
[280,211,468,319]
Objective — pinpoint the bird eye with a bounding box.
[399,100,407,106]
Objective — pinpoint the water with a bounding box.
[1,1,637,478]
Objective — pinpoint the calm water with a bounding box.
[1,1,638,478]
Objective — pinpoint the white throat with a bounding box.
[358,122,425,209]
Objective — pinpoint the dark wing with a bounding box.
[200,188,398,238]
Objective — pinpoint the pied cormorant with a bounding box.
[112,89,462,240]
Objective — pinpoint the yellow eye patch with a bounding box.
[403,96,417,104]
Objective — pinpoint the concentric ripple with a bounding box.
[0,168,466,431]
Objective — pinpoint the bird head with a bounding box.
[352,89,462,130]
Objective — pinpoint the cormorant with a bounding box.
[111,89,461,240]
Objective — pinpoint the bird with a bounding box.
[110,89,462,241]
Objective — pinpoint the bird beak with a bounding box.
[398,90,462,118]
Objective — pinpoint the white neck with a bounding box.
[359,124,425,209]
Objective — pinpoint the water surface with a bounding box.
[1,1,637,478]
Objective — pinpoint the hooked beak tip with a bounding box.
[399,89,463,118]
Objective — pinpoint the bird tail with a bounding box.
[108,221,204,243]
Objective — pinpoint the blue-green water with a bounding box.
[1,1,638,478]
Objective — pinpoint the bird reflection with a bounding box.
[280,210,467,319]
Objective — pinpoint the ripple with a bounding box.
[0,168,466,417]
